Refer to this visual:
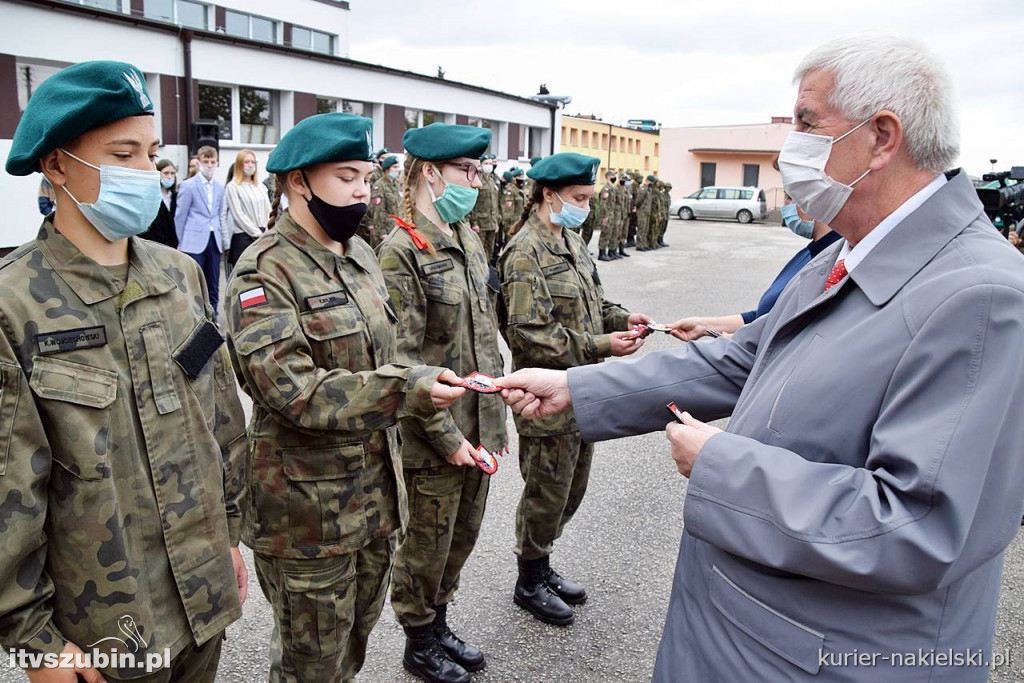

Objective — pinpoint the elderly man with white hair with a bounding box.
[498,34,1024,682]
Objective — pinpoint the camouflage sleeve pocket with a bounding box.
[547,280,579,299]
[507,279,536,325]
[0,363,19,476]
[233,313,296,356]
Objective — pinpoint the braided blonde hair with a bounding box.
[400,155,436,254]
[267,172,288,229]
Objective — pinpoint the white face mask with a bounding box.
[777,117,872,224]
[200,164,216,180]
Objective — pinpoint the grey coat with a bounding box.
[569,170,1024,682]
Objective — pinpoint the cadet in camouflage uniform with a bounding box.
[498,154,649,626]
[0,61,247,682]
[225,113,464,683]
[467,153,501,262]
[498,170,518,245]
[578,194,597,247]
[635,175,657,251]
[616,173,632,258]
[626,170,642,247]
[379,125,508,683]
[655,182,673,247]
[359,155,402,249]
[595,170,619,261]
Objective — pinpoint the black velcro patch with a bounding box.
[36,326,107,355]
[487,265,501,294]
[592,267,602,286]
[306,291,349,311]
[174,320,224,379]
[542,262,571,277]
[422,259,454,276]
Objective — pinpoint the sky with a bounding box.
[347,0,1024,177]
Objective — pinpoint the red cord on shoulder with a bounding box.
[389,214,434,253]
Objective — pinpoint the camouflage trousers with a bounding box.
[391,463,490,628]
[478,228,499,264]
[654,214,669,243]
[580,221,594,247]
[597,216,619,251]
[515,432,595,560]
[254,536,395,683]
[106,633,223,682]
[636,214,654,249]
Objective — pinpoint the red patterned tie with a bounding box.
[824,259,847,291]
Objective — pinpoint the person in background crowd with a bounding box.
[226,112,465,683]
[175,145,226,316]
[0,59,247,683]
[468,152,501,259]
[37,176,55,215]
[221,148,270,276]
[359,154,402,249]
[596,169,619,261]
[380,123,508,683]
[139,158,179,248]
[187,154,200,179]
[498,153,651,627]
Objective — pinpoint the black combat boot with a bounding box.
[658,238,669,248]
[609,249,622,260]
[403,625,471,683]
[625,238,637,248]
[514,556,574,626]
[618,246,630,258]
[598,249,612,262]
[432,604,485,673]
[541,558,588,605]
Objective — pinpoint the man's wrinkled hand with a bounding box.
[666,412,722,478]
[496,369,571,420]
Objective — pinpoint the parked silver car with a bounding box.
[671,186,768,224]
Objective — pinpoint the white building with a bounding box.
[0,0,559,248]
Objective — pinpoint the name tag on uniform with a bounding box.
[422,259,454,276]
[542,263,571,277]
[306,291,349,311]
[36,326,107,355]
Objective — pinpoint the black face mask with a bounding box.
[609,177,617,184]
[301,171,367,243]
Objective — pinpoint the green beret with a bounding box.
[647,175,658,182]
[480,153,497,162]
[403,123,491,161]
[375,147,390,157]
[529,156,542,166]
[509,166,524,178]
[380,155,399,170]
[266,113,373,173]
[6,60,154,176]
[502,170,514,182]
[526,153,601,186]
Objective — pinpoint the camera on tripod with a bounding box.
[976,167,1024,236]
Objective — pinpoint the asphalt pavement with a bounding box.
[4,218,1023,682]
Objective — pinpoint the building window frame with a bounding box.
[224,8,279,43]
[291,24,336,54]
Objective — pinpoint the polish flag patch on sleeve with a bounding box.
[239,286,267,309]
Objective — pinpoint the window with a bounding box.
[581,131,589,147]
[142,0,172,21]
[292,24,334,53]
[609,135,616,151]
[16,61,64,112]
[601,133,608,150]
[644,156,650,169]
[404,108,422,130]
[740,190,754,200]
[342,100,366,116]
[317,97,339,114]
[198,83,232,139]
[423,111,443,127]
[655,143,660,156]
[570,129,578,146]
[700,162,716,188]
[224,10,276,42]
[698,188,717,199]
[80,0,122,10]
[718,189,741,200]
[742,163,760,187]
[468,118,497,153]
[628,139,634,154]
[239,87,278,144]
[561,126,567,141]
[176,0,206,29]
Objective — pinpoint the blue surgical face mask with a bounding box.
[427,166,479,224]
[60,149,162,242]
[160,177,175,189]
[550,191,590,229]
[780,203,815,240]
[388,170,399,180]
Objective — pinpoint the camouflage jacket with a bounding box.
[468,174,501,232]
[378,212,507,466]
[497,213,630,436]
[0,221,246,673]
[595,182,618,228]
[637,184,655,220]
[226,211,445,559]
[359,174,402,248]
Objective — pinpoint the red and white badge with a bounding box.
[239,287,267,309]
[452,372,502,394]
[373,197,382,205]
[474,445,499,474]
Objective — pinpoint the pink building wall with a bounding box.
[659,120,794,209]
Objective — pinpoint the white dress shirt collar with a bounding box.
[837,173,947,273]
